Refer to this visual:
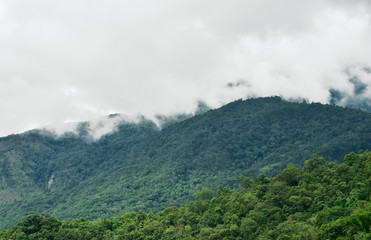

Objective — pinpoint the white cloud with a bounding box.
[0,0,370,137]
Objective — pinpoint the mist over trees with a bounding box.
[0,97,370,234]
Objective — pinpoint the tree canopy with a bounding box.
[0,97,370,230]
[1,152,370,239]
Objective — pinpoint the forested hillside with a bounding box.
[0,97,370,230]
[1,152,370,239]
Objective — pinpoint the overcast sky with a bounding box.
[1,0,371,137]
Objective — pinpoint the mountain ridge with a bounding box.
[0,96,370,230]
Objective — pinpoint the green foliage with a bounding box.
[0,97,370,230]
[275,164,300,186]
[195,188,214,201]
[1,152,370,239]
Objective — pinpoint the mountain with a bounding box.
[0,97,370,230]
[1,152,370,239]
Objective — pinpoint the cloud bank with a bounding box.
[1,0,371,137]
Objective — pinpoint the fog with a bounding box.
[0,0,370,137]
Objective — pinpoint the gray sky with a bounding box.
[1,0,371,137]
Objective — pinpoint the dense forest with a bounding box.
[0,97,370,230]
[1,152,370,239]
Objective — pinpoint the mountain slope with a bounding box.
[0,97,370,230]
[1,152,370,239]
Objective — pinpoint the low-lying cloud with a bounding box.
[1,0,371,137]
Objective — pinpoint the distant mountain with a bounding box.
[0,96,370,230]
